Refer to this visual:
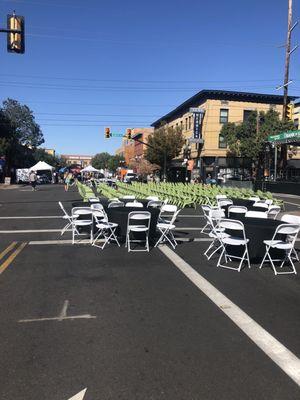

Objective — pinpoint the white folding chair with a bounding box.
[204,209,227,260]
[218,199,233,209]
[159,204,178,224]
[92,210,120,249]
[108,201,125,208]
[71,207,93,244]
[123,195,136,199]
[253,201,269,210]
[88,197,99,203]
[217,219,250,272]
[126,211,151,252]
[147,200,163,209]
[155,209,180,249]
[201,205,212,234]
[259,224,300,275]
[228,205,248,217]
[58,201,75,236]
[146,196,159,201]
[125,201,143,208]
[281,214,300,261]
[248,196,260,202]
[216,195,227,200]
[268,205,281,220]
[245,210,268,219]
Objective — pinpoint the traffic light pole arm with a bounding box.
[0,28,21,33]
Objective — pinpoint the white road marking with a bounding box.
[28,239,102,245]
[19,300,96,323]
[68,388,87,400]
[59,300,69,321]
[159,245,300,387]
[283,201,300,207]
[0,216,62,219]
[0,229,69,233]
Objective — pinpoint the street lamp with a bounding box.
[183,144,192,182]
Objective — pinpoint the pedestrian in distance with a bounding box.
[29,170,38,191]
[64,171,73,192]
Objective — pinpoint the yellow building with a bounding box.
[152,90,296,179]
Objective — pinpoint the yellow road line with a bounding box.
[0,242,27,275]
[0,242,17,262]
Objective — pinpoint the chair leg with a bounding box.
[259,246,269,269]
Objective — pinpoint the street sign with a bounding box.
[268,130,300,144]
[189,138,204,144]
[189,107,205,114]
[193,112,202,139]
[111,133,124,137]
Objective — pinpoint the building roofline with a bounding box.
[151,89,298,127]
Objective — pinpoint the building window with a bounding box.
[188,116,192,129]
[294,118,299,128]
[180,121,183,130]
[219,133,227,148]
[220,109,228,124]
[185,118,188,130]
[243,110,253,121]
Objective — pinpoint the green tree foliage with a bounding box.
[92,152,125,172]
[0,99,44,170]
[144,125,184,169]
[220,109,294,160]
[91,152,111,170]
[107,154,125,172]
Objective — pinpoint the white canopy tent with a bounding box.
[30,161,54,171]
[80,165,101,173]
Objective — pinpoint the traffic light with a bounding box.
[7,13,25,54]
[105,127,111,139]
[286,103,294,121]
[126,128,132,140]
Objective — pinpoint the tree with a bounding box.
[144,125,184,173]
[91,152,111,170]
[129,159,160,178]
[107,154,125,172]
[0,99,44,172]
[220,109,294,160]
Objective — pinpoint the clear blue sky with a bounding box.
[1,0,299,156]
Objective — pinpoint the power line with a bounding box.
[0,73,285,84]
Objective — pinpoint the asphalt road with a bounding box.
[0,184,300,400]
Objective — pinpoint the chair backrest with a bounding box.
[268,205,281,219]
[219,218,245,232]
[108,201,125,208]
[125,201,143,208]
[253,201,269,210]
[271,223,300,246]
[218,199,233,208]
[201,204,211,216]
[161,204,177,213]
[147,200,163,208]
[58,201,69,217]
[281,214,300,225]
[169,209,181,225]
[228,206,248,217]
[91,203,104,211]
[88,197,99,203]
[127,211,151,230]
[123,195,135,199]
[228,205,248,216]
[72,207,92,220]
[265,199,273,205]
[248,196,260,202]
[216,195,227,200]
[108,198,120,202]
[245,210,268,219]
[146,196,159,201]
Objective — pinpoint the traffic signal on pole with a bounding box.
[286,103,294,121]
[126,128,132,140]
[7,13,25,54]
[105,127,111,139]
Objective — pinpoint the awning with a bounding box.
[268,130,300,145]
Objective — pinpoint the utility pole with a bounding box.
[282,0,293,120]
